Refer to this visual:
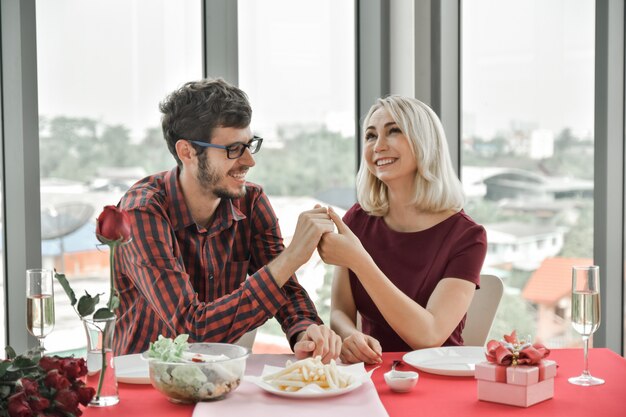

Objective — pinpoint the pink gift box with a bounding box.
[477,378,554,407]
[475,360,557,385]
[475,360,557,407]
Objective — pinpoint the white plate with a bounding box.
[114,354,150,384]
[248,362,371,399]
[403,346,485,376]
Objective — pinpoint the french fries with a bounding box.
[262,356,353,392]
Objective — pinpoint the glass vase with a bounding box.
[82,316,119,406]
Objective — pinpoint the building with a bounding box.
[522,257,593,347]
[484,222,565,271]
[483,169,593,202]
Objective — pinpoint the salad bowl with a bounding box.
[143,337,249,403]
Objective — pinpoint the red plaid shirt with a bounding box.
[113,167,321,355]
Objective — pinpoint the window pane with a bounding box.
[0,135,4,353]
[36,0,202,354]
[238,0,356,352]
[462,0,595,347]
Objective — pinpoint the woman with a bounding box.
[319,95,487,364]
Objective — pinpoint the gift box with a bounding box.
[475,360,557,407]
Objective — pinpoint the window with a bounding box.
[462,0,595,347]
[36,0,202,354]
[0,139,4,351]
[238,0,356,351]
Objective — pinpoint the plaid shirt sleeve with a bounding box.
[117,203,294,347]
[249,192,323,347]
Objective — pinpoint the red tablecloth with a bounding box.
[83,348,625,417]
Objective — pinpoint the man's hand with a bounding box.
[293,324,342,364]
[268,206,335,287]
[284,206,335,267]
[339,331,382,365]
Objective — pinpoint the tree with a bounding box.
[315,265,334,325]
[247,127,356,196]
[558,201,593,258]
[40,116,140,181]
[138,127,177,173]
[488,292,537,342]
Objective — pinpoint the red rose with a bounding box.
[53,389,78,413]
[74,383,96,406]
[27,395,50,413]
[19,378,39,395]
[39,356,62,373]
[7,392,33,417]
[44,370,71,391]
[59,357,88,379]
[96,205,131,243]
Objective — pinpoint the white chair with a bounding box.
[234,328,257,350]
[461,274,504,346]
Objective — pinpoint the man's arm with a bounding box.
[247,197,327,340]
[247,196,341,361]
[120,205,293,343]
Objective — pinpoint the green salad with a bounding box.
[147,334,190,362]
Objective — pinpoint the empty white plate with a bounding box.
[403,346,485,376]
[114,354,150,384]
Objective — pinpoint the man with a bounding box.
[113,78,340,361]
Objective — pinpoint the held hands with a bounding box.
[340,331,383,365]
[284,205,335,267]
[318,207,366,269]
[294,324,342,364]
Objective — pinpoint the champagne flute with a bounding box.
[26,268,55,350]
[568,265,604,386]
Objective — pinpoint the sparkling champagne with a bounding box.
[27,294,55,338]
[571,290,600,336]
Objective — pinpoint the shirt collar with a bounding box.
[165,167,247,232]
[165,167,194,231]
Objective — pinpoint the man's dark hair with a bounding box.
[159,78,252,166]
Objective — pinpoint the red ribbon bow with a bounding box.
[485,331,550,366]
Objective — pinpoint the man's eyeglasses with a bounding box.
[188,136,263,159]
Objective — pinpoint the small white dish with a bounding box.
[384,370,419,393]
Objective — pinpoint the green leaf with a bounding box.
[4,346,16,360]
[109,295,120,311]
[0,361,10,377]
[77,291,101,317]
[54,271,77,306]
[7,356,38,372]
[0,384,11,399]
[93,308,115,320]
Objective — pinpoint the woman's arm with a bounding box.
[352,257,475,349]
[330,265,382,363]
[330,266,357,338]
[320,208,476,350]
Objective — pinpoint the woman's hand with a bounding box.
[340,331,382,365]
[318,208,367,269]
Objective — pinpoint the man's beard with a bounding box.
[197,154,246,199]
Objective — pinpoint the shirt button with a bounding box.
[209,275,214,280]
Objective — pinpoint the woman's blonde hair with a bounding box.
[356,95,464,216]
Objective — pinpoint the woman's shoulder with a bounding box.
[448,210,487,242]
[343,203,374,224]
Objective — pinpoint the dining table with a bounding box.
[83,348,625,417]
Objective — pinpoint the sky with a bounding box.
[462,0,595,139]
[35,0,595,143]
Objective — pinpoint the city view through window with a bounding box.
[462,0,595,347]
